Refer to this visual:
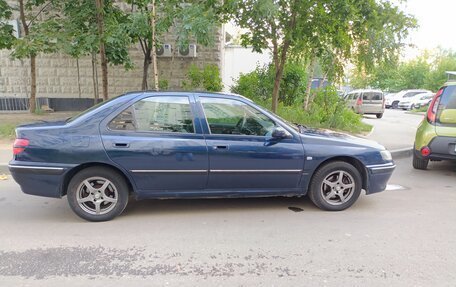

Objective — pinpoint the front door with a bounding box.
[101,95,208,192]
[198,96,305,191]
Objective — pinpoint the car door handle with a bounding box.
[213,145,228,150]
[113,142,130,148]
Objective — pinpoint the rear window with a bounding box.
[439,85,456,110]
[436,85,456,125]
[362,92,383,101]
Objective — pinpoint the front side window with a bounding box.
[109,96,194,133]
[200,97,277,136]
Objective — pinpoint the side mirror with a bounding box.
[271,127,292,139]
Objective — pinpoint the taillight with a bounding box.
[356,97,363,106]
[421,146,431,157]
[13,138,29,155]
[427,89,443,123]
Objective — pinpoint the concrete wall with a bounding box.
[222,45,271,92]
[0,30,223,99]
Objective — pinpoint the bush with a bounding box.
[231,62,307,106]
[182,64,223,92]
[231,64,371,134]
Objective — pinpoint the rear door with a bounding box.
[362,92,383,113]
[101,95,208,193]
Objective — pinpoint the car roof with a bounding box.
[348,89,382,93]
[120,90,253,101]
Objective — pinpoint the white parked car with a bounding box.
[398,92,435,110]
[384,93,396,108]
[388,89,432,109]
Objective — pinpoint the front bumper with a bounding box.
[8,161,75,198]
[365,162,396,194]
[398,103,412,109]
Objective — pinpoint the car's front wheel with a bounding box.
[67,167,129,222]
[308,161,362,211]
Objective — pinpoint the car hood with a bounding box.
[300,128,385,150]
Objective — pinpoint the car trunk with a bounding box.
[435,85,456,137]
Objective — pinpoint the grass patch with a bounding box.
[411,106,428,113]
[0,124,16,140]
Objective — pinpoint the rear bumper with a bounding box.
[365,162,396,194]
[8,161,75,198]
[415,136,456,161]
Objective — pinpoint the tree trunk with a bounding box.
[142,54,151,90]
[271,62,284,113]
[29,55,37,113]
[76,58,82,98]
[95,0,109,101]
[150,0,159,91]
[91,52,99,105]
[304,57,317,110]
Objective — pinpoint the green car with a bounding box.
[413,81,456,169]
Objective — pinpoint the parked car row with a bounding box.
[385,89,434,110]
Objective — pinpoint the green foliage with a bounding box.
[0,123,16,139]
[231,62,307,106]
[351,49,456,92]
[258,87,371,134]
[232,67,370,133]
[183,64,223,92]
[55,0,133,69]
[158,79,169,90]
[0,0,14,50]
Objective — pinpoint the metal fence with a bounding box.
[0,98,29,111]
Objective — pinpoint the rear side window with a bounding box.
[362,92,383,100]
[109,96,195,133]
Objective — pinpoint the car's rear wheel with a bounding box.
[308,161,362,211]
[376,113,383,119]
[412,152,429,170]
[410,104,415,110]
[67,167,129,221]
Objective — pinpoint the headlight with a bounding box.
[380,150,392,161]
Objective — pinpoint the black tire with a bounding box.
[67,166,129,222]
[410,104,415,110]
[412,152,429,170]
[376,113,383,119]
[308,161,362,211]
[392,101,399,109]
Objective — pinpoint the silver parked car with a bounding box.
[398,92,434,110]
[345,89,385,118]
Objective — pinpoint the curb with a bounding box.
[390,147,413,159]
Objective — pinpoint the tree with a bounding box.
[55,0,133,102]
[125,0,219,90]
[224,0,416,112]
[11,0,63,113]
[0,0,15,50]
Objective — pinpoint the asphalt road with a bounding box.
[0,157,455,286]
[362,109,425,150]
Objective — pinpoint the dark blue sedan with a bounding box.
[9,92,395,221]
